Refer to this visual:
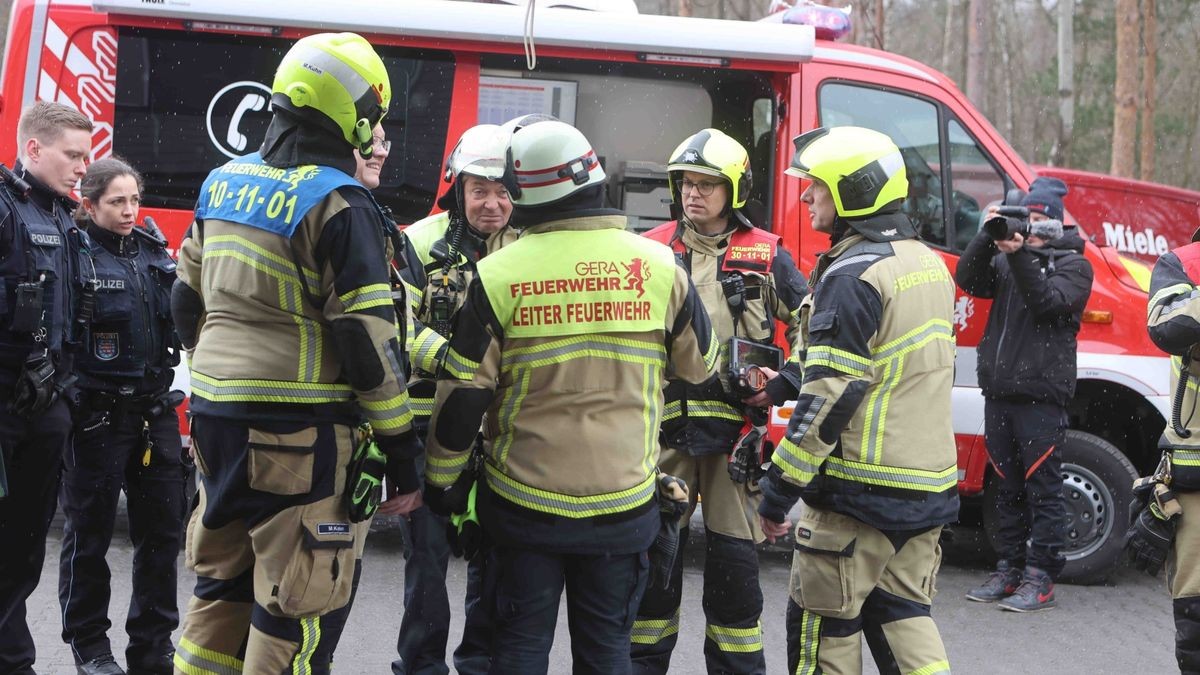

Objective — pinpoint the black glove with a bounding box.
[376,431,422,495]
[446,481,482,561]
[11,351,57,418]
[424,471,473,518]
[648,474,689,592]
[1125,479,1182,576]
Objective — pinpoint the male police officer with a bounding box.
[390,124,516,675]
[170,33,422,673]
[758,126,958,675]
[0,100,96,674]
[1141,229,1200,672]
[634,128,806,675]
[424,118,718,673]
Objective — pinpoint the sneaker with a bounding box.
[965,560,1022,602]
[998,566,1057,612]
[77,654,126,675]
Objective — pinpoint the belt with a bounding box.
[87,390,167,414]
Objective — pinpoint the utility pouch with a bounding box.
[11,280,44,334]
[648,473,689,592]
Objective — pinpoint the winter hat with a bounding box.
[1021,176,1068,222]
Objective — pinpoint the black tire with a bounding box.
[982,430,1136,585]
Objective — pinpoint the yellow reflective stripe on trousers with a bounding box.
[485,462,655,518]
[360,393,414,432]
[411,327,446,374]
[795,609,821,675]
[443,348,481,380]
[824,456,958,492]
[292,616,320,675]
[338,283,393,313]
[500,334,666,372]
[427,452,471,487]
[190,372,353,403]
[631,608,680,645]
[865,319,954,463]
[806,345,870,377]
[174,637,244,675]
[911,659,952,675]
[705,621,763,653]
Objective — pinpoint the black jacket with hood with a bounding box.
[955,227,1094,406]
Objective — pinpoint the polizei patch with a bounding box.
[94,332,119,360]
[29,233,61,246]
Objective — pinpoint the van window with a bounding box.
[946,119,1005,250]
[819,82,947,247]
[480,55,775,232]
[113,28,454,223]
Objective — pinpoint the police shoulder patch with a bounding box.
[94,332,119,361]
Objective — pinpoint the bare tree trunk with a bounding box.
[873,0,885,50]
[1111,0,1139,177]
[1051,0,1075,166]
[941,0,958,78]
[966,0,989,109]
[995,4,1015,142]
[676,0,692,17]
[1140,0,1157,182]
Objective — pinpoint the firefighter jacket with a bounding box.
[0,162,95,383]
[956,228,1093,406]
[398,211,518,425]
[643,219,807,456]
[761,216,959,530]
[76,223,179,395]
[425,212,719,554]
[1148,242,1200,491]
[175,152,420,485]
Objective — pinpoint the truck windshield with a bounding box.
[114,28,454,224]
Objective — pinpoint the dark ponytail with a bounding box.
[75,155,143,222]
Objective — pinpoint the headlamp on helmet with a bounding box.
[666,129,752,210]
[786,126,908,218]
[271,32,391,158]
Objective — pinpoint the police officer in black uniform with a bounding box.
[58,157,186,675]
[0,101,97,674]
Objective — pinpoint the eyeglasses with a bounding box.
[680,178,722,196]
[372,138,391,153]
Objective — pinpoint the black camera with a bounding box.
[983,188,1030,241]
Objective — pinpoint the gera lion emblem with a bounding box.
[285,165,321,191]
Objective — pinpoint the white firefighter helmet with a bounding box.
[502,119,606,207]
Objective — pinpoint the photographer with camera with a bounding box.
[956,176,1093,612]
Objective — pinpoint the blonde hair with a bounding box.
[17,101,93,157]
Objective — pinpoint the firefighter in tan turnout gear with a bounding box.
[757,126,957,675]
[390,124,517,674]
[1139,229,1200,673]
[169,33,422,674]
[633,128,807,675]
[423,117,718,673]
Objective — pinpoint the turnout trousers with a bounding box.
[485,544,648,675]
[786,506,949,675]
[1169,491,1200,673]
[632,447,766,675]
[392,451,491,675]
[174,415,367,675]
[984,399,1068,577]
[0,399,71,674]
[59,404,187,668]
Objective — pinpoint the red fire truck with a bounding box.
[0,0,1165,582]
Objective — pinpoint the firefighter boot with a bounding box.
[998,566,1056,612]
[964,560,1021,603]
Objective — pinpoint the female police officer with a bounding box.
[58,157,186,675]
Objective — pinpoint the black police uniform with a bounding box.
[57,221,186,673]
[0,163,96,673]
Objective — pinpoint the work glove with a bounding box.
[377,430,422,495]
[446,481,482,561]
[424,470,473,518]
[11,351,57,418]
[346,426,387,523]
[648,474,689,592]
[1125,478,1182,576]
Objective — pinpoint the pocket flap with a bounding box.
[248,427,318,453]
[809,310,838,333]
[794,523,856,557]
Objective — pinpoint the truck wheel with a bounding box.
[982,430,1136,585]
